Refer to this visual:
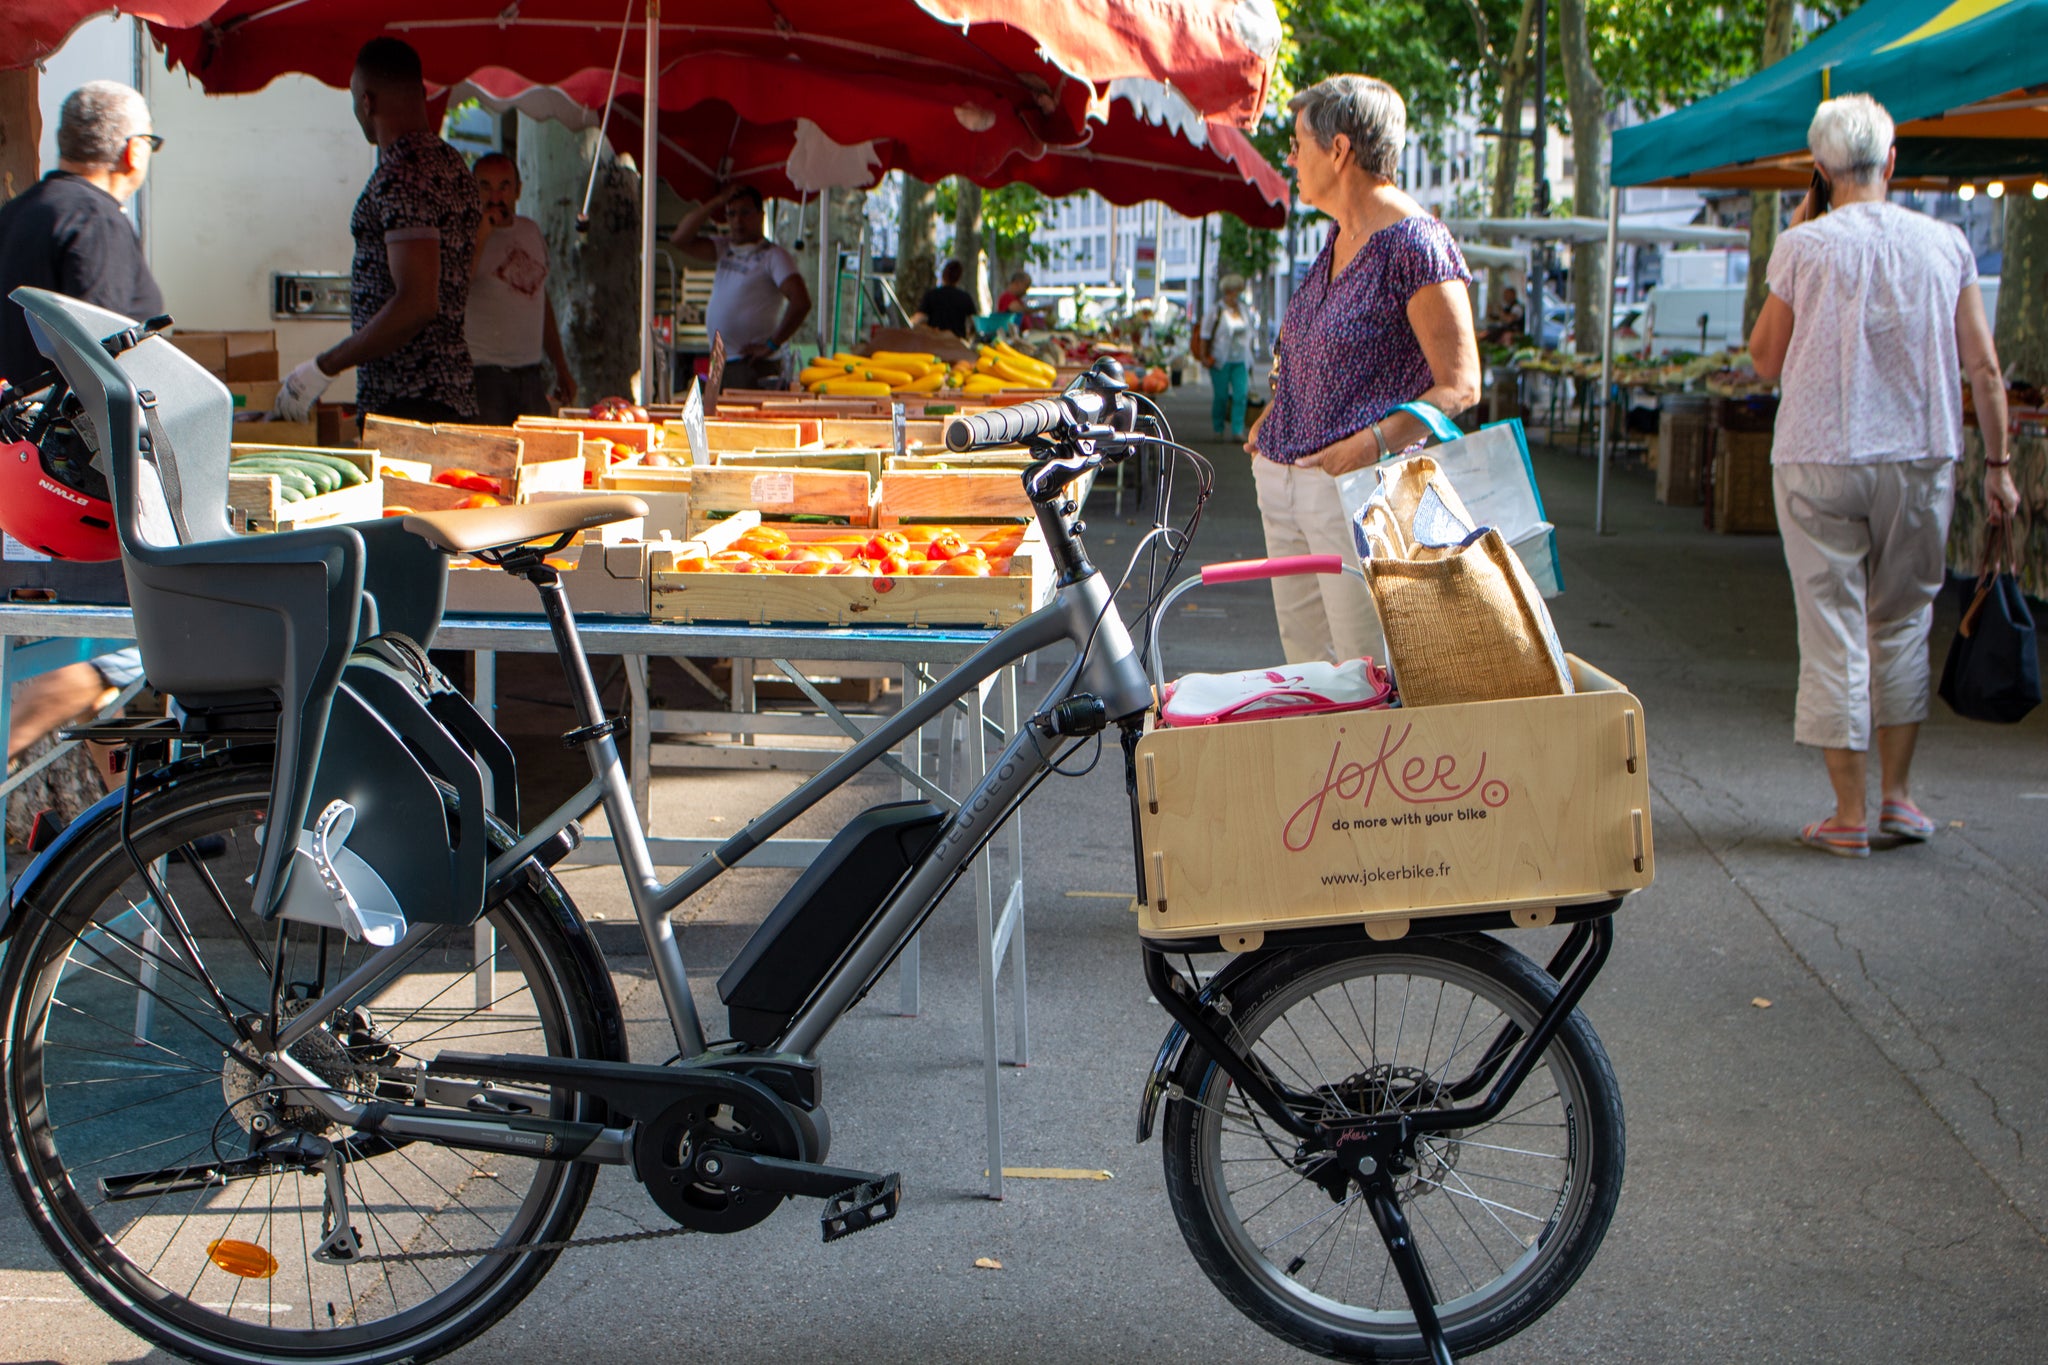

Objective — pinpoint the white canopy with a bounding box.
[1442,216,1748,248]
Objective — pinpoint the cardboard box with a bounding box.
[1132,655,1654,948]
[169,329,279,382]
[443,539,651,617]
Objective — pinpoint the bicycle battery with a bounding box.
[718,800,946,1047]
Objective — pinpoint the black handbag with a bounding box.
[1939,523,2041,724]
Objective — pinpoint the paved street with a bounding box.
[3,384,2044,1363]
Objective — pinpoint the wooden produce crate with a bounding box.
[368,415,584,511]
[227,445,384,533]
[651,513,1045,628]
[1711,430,1778,535]
[815,417,951,452]
[684,464,875,535]
[874,467,1033,524]
[1655,395,1711,508]
[1133,655,1654,948]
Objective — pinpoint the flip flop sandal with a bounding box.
[1879,801,1936,842]
[1799,820,1869,858]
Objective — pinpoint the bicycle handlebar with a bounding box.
[944,397,1070,453]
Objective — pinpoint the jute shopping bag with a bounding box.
[1355,455,1572,707]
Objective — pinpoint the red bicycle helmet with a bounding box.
[0,414,119,562]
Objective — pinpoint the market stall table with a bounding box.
[0,603,1033,1197]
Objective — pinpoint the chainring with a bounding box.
[633,1084,806,1234]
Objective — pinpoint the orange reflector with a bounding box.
[206,1239,278,1280]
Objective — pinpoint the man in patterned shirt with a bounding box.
[275,38,481,424]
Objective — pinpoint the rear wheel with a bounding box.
[1161,935,1623,1363]
[1,760,610,1365]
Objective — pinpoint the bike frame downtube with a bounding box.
[533,560,1141,1062]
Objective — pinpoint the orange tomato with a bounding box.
[733,526,791,558]
[781,560,831,574]
[807,545,845,562]
[670,552,709,572]
[936,556,990,576]
[710,550,756,564]
[458,493,501,509]
[727,560,769,573]
[977,526,1020,543]
[906,562,939,575]
[825,562,862,575]
[861,531,910,561]
[382,505,414,517]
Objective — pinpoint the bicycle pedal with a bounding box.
[820,1173,901,1243]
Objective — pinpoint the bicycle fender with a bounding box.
[3,787,126,942]
[3,746,275,943]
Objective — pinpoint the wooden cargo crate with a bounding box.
[228,445,385,533]
[444,538,652,617]
[1133,655,1654,948]
[650,513,1044,628]
[875,468,1034,523]
[367,415,584,510]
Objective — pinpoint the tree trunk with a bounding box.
[1558,0,1607,354]
[952,179,986,311]
[827,186,868,349]
[520,115,641,402]
[1489,0,1540,221]
[895,175,937,323]
[1741,0,1799,338]
[0,67,40,205]
[1998,195,2048,386]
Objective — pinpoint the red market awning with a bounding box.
[154,0,1278,136]
[991,89,1288,227]
[1,2,218,70]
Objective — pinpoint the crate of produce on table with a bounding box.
[680,464,876,535]
[227,445,399,533]
[649,511,1045,627]
[443,536,653,617]
[1133,655,1654,949]
[368,415,584,512]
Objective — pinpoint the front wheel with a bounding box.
[1,758,613,1365]
[1161,934,1623,1363]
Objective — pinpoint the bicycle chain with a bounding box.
[341,1221,696,1264]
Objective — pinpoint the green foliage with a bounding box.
[1219,214,1282,280]
[934,179,1053,273]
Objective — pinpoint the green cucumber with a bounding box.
[234,460,329,496]
[289,451,367,487]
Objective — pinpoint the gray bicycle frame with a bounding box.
[281,554,1154,1071]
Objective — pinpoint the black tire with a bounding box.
[1161,934,1623,1363]
[1,759,612,1365]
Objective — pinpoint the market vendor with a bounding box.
[466,152,575,423]
[274,38,481,425]
[912,258,978,340]
[669,184,812,390]
[1246,73,1479,667]
[1481,285,1525,346]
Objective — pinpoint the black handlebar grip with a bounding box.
[944,397,1070,453]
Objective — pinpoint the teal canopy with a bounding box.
[1611,0,2048,189]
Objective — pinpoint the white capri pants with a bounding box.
[1252,454,1388,666]
[1773,456,1954,751]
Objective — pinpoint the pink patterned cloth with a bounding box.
[1260,216,1470,465]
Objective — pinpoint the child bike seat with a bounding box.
[13,288,449,919]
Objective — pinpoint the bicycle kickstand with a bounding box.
[1361,1169,1456,1365]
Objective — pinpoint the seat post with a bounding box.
[517,560,609,731]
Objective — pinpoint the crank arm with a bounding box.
[694,1146,880,1201]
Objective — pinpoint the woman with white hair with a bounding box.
[1749,93,2019,857]
[1246,74,1480,666]
[1202,271,1256,440]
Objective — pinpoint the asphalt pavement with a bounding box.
[3,380,2044,1363]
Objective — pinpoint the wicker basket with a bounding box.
[1712,430,1779,534]
[1656,396,1711,507]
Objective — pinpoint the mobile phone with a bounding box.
[1808,169,1831,216]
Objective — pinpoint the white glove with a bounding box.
[274,359,333,421]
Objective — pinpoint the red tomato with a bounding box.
[936,557,990,576]
[780,559,831,574]
[457,493,501,509]
[862,531,910,561]
[733,527,791,559]
[925,529,967,561]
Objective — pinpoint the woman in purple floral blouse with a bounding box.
[1247,74,1481,666]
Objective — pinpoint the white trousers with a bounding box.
[1251,455,1387,665]
[1773,457,1954,751]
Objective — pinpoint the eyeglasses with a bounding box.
[129,133,164,152]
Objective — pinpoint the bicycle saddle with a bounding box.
[402,494,648,554]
